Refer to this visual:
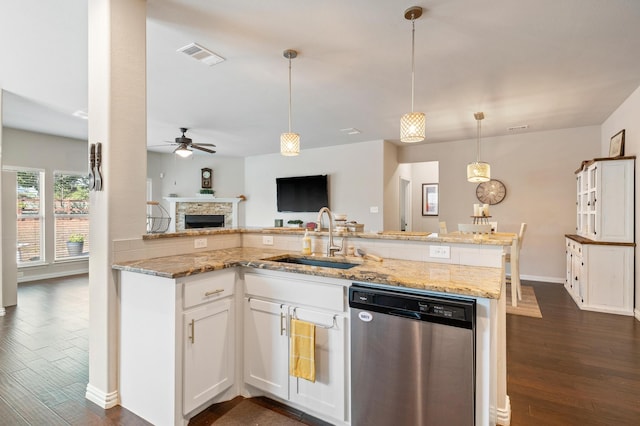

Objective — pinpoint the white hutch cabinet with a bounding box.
[566,156,635,315]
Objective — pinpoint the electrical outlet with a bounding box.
[263,236,274,245]
[370,206,379,213]
[194,238,207,249]
[429,245,451,259]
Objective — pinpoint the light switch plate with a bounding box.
[263,236,274,245]
[429,245,450,259]
[194,238,207,248]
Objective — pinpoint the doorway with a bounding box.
[399,177,411,232]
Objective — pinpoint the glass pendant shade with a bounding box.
[400,112,426,143]
[467,162,490,182]
[280,132,300,156]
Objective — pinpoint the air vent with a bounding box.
[177,42,225,66]
[507,124,529,131]
[340,127,362,135]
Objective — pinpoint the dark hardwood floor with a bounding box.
[508,281,640,425]
[1,275,639,425]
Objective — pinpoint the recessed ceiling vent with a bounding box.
[177,42,225,66]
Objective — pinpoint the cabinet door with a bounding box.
[565,240,572,292]
[288,307,347,422]
[244,298,289,399]
[183,298,234,415]
[584,245,634,315]
[571,252,584,303]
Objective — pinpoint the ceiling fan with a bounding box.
[166,128,216,157]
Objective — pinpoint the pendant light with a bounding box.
[280,49,300,156]
[467,112,491,182]
[400,6,425,143]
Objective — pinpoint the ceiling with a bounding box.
[2,0,640,157]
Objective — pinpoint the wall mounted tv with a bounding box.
[276,174,329,212]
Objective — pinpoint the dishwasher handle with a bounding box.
[388,310,421,320]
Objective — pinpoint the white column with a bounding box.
[86,0,147,408]
[0,89,5,316]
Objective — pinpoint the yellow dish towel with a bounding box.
[289,318,316,382]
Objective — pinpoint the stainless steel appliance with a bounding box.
[350,284,476,426]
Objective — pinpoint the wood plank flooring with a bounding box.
[1,275,639,425]
[507,281,640,425]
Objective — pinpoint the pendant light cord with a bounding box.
[476,117,482,162]
[410,17,416,112]
[288,56,293,132]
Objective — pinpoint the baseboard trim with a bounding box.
[509,273,564,284]
[18,267,89,283]
[634,308,640,322]
[496,395,512,425]
[85,383,119,409]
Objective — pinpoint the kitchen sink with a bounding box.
[264,255,359,269]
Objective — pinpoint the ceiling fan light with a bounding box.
[280,132,300,156]
[467,162,491,182]
[400,112,426,143]
[175,145,193,158]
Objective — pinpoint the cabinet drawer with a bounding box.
[183,269,236,309]
[245,273,345,312]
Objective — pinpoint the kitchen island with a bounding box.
[113,231,514,426]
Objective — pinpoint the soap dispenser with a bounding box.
[301,230,312,255]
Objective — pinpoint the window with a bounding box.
[54,172,90,259]
[17,170,44,264]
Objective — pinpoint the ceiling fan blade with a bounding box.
[193,142,216,147]
[192,144,216,154]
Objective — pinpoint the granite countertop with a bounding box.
[113,247,503,299]
[143,227,514,246]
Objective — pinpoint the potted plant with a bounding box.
[287,219,304,228]
[66,233,85,256]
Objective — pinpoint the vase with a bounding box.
[66,241,84,256]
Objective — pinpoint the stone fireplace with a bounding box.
[164,197,242,232]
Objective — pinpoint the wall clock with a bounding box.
[476,179,506,205]
[201,168,212,189]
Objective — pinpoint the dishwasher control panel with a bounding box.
[349,285,475,329]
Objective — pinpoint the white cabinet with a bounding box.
[564,237,634,315]
[243,271,348,424]
[564,238,585,304]
[575,157,634,242]
[244,298,289,399]
[119,268,236,426]
[183,297,234,414]
[569,156,635,316]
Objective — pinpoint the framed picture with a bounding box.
[609,129,625,157]
[422,183,439,216]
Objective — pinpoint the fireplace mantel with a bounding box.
[163,197,242,232]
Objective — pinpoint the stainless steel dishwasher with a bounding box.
[349,284,476,426]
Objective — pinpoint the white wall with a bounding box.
[146,151,246,225]
[601,83,640,316]
[399,126,601,282]
[410,161,439,232]
[244,140,385,231]
[2,127,89,282]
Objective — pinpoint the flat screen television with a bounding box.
[276,174,329,212]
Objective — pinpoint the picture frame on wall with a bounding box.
[609,129,625,157]
[422,183,438,216]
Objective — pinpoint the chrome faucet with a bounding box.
[317,207,342,256]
